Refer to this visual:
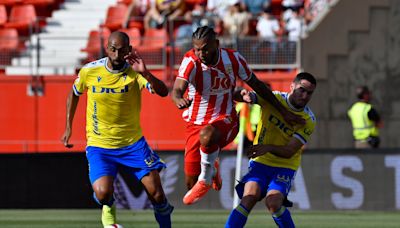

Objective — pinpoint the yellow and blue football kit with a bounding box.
[228,91,316,228]
[236,91,316,199]
[73,57,165,183]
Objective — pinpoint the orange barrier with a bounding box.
[0,70,296,153]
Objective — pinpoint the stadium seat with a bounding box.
[136,28,167,66]
[4,4,38,36]
[80,28,111,63]
[101,4,128,31]
[0,4,7,26]
[117,0,132,5]
[119,27,141,47]
[22,0,56,17]
[0,28,20,65]
[142,28,167,48]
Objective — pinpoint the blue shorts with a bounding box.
[86,137,166,184]
[235,160,296,200]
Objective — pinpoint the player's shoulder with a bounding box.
[81,57,107,71]
[273,91,287,101]
[303,106,316,123]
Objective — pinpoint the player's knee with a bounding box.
[94,188,113,204]
[199,125,220,147]
[265,194,283,213]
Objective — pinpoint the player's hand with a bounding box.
[175,97,192,109]
[125,50,147,74]
[240,89,254,103]
[282,109,305,126]
[61,129,73,148]
[247,144,267,158]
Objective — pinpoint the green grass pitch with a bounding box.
[0,209,399,227]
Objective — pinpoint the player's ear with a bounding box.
[290,82,295,91]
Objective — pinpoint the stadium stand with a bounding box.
[5,0,114,75]
[101,3,127,31]
[4,4,38,36]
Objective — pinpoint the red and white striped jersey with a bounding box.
[177,48,253,125]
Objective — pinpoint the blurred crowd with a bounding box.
[123,0,333,41]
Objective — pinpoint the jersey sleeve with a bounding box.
[177,56,196,83]
[137,73,154,94]
[293,117,316,145]
[73,68,87,96]
[235,52,253,82]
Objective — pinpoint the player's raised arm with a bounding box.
[246,74,305,125]
[125,50,168,97]
[61,89,79,148]
[171,78,192,109]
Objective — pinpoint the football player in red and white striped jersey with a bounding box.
[171,26,304,205]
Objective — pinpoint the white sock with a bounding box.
[198,148,219,185]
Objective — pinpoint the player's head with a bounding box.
[289,72,317,109]
[106,31,132,70]
[356,85,371,101]
[192,26,219,65]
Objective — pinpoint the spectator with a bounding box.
[175,2,213,50]
[283,9,304,63]
[241,0,271,16]
[348,86,383,148]
[223,2,251,37]
[123,0,153,29]
[143,0,185,30]
[254,9,281,63]
[206,0,235,34]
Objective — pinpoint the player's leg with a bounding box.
[225,181,261,228]
[141,170,174,228]
[265,168,296,228]
[183,123,202,190]
[120,137,173,227]
[86,146,119,227]
[183,124,220,204]
[225,160,268,228]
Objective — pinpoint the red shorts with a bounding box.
[184,116,239,176]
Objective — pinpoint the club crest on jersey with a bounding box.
[225,65,233,75]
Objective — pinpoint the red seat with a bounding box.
[0,28,20,65]
[22,0,55,17]
[101,4,127,31]
[136,28,167,67]
[0,4,7,26]
[4,4,37,36]
[142,28,167,48]
[119,27,141,47]
[81,28,111,63]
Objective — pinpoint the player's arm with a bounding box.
[141,70,168,97]
[61,89,80,148]
[171,78,192,109]
[126,50,168,97]
[246,74,305,125]
[233,88,256,104]
[248,137,304,159]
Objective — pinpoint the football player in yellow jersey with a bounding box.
[61,31,173,228]
[226,72,317,228]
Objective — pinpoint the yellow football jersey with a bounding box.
[73,57,153,149]
[252,91,316,170]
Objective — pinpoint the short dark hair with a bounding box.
[356,86,369,99]
[293,72,317,86]
[192,26,216,41]
[108,31,130,46]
